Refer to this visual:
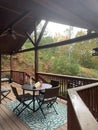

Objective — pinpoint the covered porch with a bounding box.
[1,0,98,130]
[1,70,98,130]
[0,80,67,130]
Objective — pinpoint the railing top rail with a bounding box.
[38,72,98,81]
[73,82,98,91]
[68,83,98,130]
[11,70,25,73]
[1,70,10,72]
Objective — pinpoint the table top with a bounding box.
[22,83,52,91]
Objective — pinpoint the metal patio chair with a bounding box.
[36,86,60,118]
[11,85,33,116]
[50,80,59,87]
[40,80,59,95]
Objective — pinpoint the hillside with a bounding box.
[2,54,98,79]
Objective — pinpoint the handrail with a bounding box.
[10,70,35,85]
[37,72,98,99]
[74,82,98,91]
[37,72,98,81]
[68,82,98,130]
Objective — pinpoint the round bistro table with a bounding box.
[22,83,52,112]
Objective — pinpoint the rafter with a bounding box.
[38,33,98,49]
[15,32,98,54]
[37,20,48,45]
[0,4,21,15]
[34,21,37,46]
[0,10,32,35]
[25,32,35,46]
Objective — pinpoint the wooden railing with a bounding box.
[2,70,98,99]
[10,70,26,85]
[2,70,98,129]
[37,72,98,99]
[68,83,98,130]
[1,70,35,85]
[10,70,35,85]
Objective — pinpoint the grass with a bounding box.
[79,66,98,78]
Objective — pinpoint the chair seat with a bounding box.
[18,93,33,102]
[39,90,45,95]
[37,94,56,103]
[39,80,59,95]
[36,94,44,100]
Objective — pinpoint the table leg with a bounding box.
[33,90,35,112]
[23,90,25,95]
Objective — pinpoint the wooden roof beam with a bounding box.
[0,4,21,15]
[37,20,48,45]
[14,32,98,54]
[0,10,32,35]
[38,32,98,49]
[25,32,35,46]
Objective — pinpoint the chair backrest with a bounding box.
[44,86,60,99]
[50,80,59,87]
[11,85,19,99]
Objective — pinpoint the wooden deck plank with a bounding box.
[0,105,19,130]
[0,104,30,130]
[0,111,10,130]
[0,82,67,130]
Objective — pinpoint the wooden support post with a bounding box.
[10,55,13,83]
[34,21,38,82]
[0,54,1,103]
[35,48,38,82]
[25,20,48,82]
[34,20,48,82]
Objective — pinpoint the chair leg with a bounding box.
[39,106,46,119]
[52,104,58,114]
[16,100,33,116]
[13,102,22,112]
[1,91,11,101]
[47,102,58,115]
[37,100,46,119]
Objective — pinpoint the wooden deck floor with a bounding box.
[0,82,67,130]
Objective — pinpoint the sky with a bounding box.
[41,20,87,38]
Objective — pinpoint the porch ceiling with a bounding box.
[0,0,98,54]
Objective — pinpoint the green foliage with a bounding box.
[22,40,34,49]
[2,29,98,78]
[1,55,10,70]
[79,66,98,78]
[50,55,80,76]
[67,59,80,76]
[40,36,54,45]
[71,31,98,70]
[39,47,57,72]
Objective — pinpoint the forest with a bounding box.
[2,26,98,78]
